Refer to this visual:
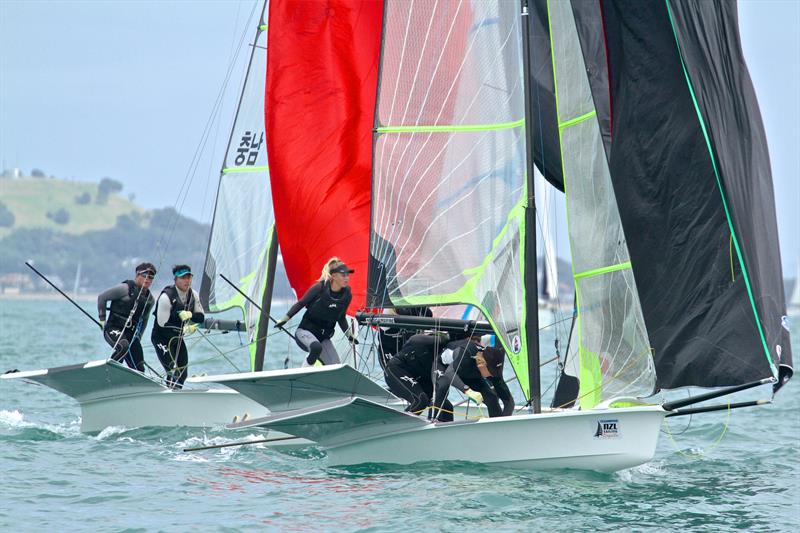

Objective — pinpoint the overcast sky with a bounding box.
[1,0,797,274]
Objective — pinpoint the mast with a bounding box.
[253,228,278,371]
[521,0,541,413]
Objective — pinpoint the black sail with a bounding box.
[595,0,791,389]
[526,0,564,191]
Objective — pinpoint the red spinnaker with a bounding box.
[265,0,383,310]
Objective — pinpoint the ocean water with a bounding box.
[1,299,798,532]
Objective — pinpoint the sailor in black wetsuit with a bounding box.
[151,265,205,389]
[377,306,433,370]
[384,333,454,418]
[274,257,358,366]
[479,343,515,417]
[434,334,513,418]
[96,262,157,372]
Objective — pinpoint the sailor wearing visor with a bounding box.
[97,262,157,372]
[274,257,359,367]
[434,333,514,418]
[151,265,205,389]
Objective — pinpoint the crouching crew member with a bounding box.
[384,333,454,418]
[477,342,515,417]
[97,262,157,372]
[151,265,204,389]
[434,333,513,419]
[274,257,358,367]
[377,306,433,370]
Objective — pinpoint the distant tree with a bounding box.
[46,208,70,225]
[75,192,92,205]
[31,168,46,178]
[96,177,123,204]
[0,202,14,227]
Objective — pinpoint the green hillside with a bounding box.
[0,176,210,292]
[0,176,142,238]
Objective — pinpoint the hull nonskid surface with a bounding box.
[2,360,269,433]
[256,397,667,472]
[187,364,399,413]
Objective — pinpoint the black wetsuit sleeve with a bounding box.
[191,289,205,323]
[140,295,155,332]
[96,284,128,321]
[448,349,469,392]
[337,291,353,333]
[338,313,350,334]
[286,282,323,318]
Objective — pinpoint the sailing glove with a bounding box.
[465,388,483,405]
[178,310,193,322]
[182,323,198,336]
[274,315,290,329]
[345,331,359,345]
[99,320,105,329]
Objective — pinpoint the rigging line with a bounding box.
[662,401,731,457]
[152,0,258,268]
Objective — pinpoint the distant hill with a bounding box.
[0,176,142,238]
[0,176,210,292]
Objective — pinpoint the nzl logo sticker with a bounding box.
[594,419,620,439]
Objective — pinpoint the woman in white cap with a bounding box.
[274,257,358,366]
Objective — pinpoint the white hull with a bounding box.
[330,408,665,471]
[79,388,268,434]
[257,397,666,472]
[2,360,269,433]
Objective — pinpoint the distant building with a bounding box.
[0,272,34,293]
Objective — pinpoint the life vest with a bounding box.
[441,338,483,380]
[392,334,445,377]
[298,281,352,339]
[107,280,150,330]
[152,285,195,337]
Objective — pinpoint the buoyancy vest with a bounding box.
[152,285,195,338]
[393,334,445,377]
[441,338,483,380]
[298,281,352,339]
[107,280,150,330]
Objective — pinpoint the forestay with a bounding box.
[367,1,534,396]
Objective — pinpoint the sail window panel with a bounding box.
[561,120,629,275]
[576,270,656,403]
[223,31,267,171]
[204,172,274,315]
[548,0,594,125]
[372,126,525,304]
[378,0,523,128]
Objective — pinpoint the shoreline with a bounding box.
[0,292,98,302]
